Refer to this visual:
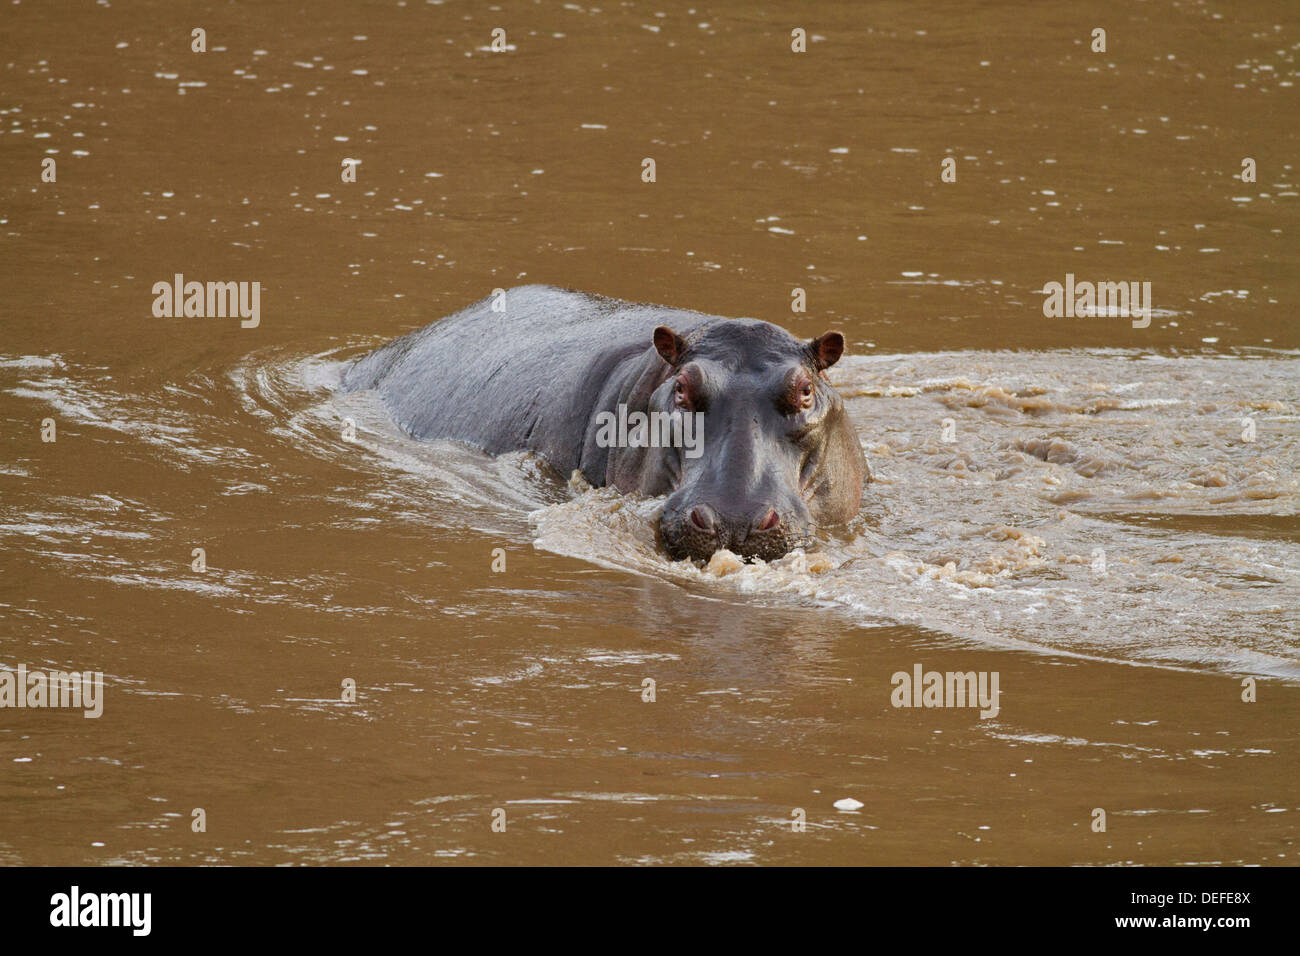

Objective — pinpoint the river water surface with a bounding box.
[1,0,1297,865]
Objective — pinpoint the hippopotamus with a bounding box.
[342,285,868,562]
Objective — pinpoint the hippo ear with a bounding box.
[809,331,845,371]
[653,326,686,366]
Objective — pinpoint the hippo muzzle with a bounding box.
[659,493,817,563]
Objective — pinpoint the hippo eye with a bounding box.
[673,380,689,408]
[785,375,815,414]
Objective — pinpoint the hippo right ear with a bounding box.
[653,326,686,366]
[809,331,845,371]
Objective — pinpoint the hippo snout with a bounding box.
[659,498,815,563]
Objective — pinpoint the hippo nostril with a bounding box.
[689,506,716,532]
[755,509,780,532]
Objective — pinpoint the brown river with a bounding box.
[1,1,1297,865]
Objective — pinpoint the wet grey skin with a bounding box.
[342,285,869,562]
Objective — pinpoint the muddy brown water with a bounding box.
[1,1,1297,865]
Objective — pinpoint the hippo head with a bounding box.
[649,319,867,563]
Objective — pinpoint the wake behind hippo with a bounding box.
[342,285,868,562]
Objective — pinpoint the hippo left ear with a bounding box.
[809,331,845,371]
[653,326,687,366]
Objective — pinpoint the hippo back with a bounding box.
[341,285,713,474]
